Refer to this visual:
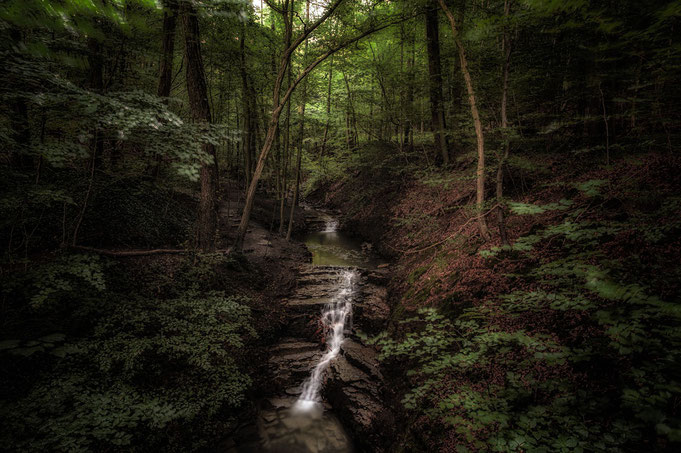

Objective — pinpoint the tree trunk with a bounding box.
[152,0,178,178]
[287,0,310,241]
[320,55,334,163]
[88,36,104,169]
[439,0,490,240]
[403,23,415,150]
[496,0,511,246]
[341,71,359,149]
[182,2,218,251]
[240,21,254,190]
[7,29,32,169]
[9,91,31,169]
[425,1,449,165]
[279,0,295,235]
[157,2,177,100]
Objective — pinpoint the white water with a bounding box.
[294,269,357,413]
[322,218,339,233]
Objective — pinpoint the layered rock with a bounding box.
[225,255,393,452]
[279,265,394,452]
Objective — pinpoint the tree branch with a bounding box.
[279,13,417,113]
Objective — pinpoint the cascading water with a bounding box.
[323,218,339,233]
[294,269,357,412]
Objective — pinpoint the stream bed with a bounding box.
[224,209,387,453]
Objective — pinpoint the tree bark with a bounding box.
[425,1,449,165]
[287,0,310,241]
[279,0,295,235]
[343,71,359,147]
[152,0,178,178]
[182,2,218,251]
[320,55,334,163]
[157,1,178,100]
[496,0,511,246]
[7,29,32,169]
[87,36,104,169]
[240,21,254,190]
[403,23,415,150]
[439,0,490,240]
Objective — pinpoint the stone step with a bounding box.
[296,273,343,284]
[270,339,321,356]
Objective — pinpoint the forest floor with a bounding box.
[309,145,681,451]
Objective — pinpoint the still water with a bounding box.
[304,221,377,268]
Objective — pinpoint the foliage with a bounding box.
[0,255,255,452]
[373,168,681,451]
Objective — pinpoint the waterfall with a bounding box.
[323,218,339,233]
[294,269,356,412]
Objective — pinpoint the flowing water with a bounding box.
[294,269,356,412]
[225,211,372,453]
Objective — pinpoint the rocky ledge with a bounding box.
[278,264,394,452]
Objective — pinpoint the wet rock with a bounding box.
[353,285,390,334]
[325,352,395,452]
[268,339,322,387]
[341,340,383,381]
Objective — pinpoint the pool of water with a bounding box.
[304,231,377,268]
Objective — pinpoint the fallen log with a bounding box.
[71,245,231,257]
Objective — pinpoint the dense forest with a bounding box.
[1,0,680,452]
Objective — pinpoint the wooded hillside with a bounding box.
[1,0,680,451]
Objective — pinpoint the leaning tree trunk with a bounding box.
[439,0,490,240]
[425,1,449,166]
[182,2,218,251]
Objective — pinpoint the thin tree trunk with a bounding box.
[439,0,490,240]
[279,0,294,234]
[87,36,104,169]
[342,71,358,149]
[72,35,106,245]
[496,0,511,246]
[9,92,31,169]
[320,55,334,162]
[425,1,449,165]
[182,1,218,251]
[403,23,415,150]
[287,0,310,241]
[7,29,32,169]
[598,81,610,166]
[240,22,253,190]
[72,136,97,246]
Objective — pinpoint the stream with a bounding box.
[225,210,383,453]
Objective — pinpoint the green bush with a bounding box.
[0,254,255,452]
